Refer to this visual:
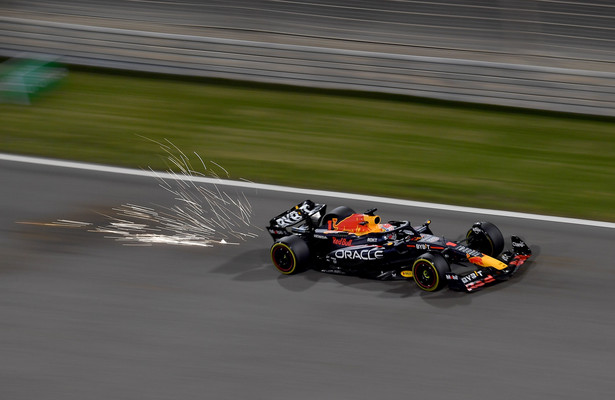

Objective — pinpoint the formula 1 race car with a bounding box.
[266,200,532,292]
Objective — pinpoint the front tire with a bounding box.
[270,235,311,275]
[412,253,450,292]
[466,221,504,257]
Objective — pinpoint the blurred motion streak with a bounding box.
[0,55,66,104]
[1,1,614,115]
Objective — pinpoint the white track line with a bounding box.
[2,152,614,229]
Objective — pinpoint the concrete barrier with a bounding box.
[2,16,614,116]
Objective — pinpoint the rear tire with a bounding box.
[321,206,355,229]
[412,253,450,292]
[466,221,504,257]
[270,235,311,275]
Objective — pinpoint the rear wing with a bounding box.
[267,200,326,240]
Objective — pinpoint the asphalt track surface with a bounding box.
[2,157,615,399]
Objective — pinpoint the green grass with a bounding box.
[2,68,615,221]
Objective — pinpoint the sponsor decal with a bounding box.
[313,234,327,240]
[274,202,314,227]
[401,270,413,278]
[445,273,458,281]
[455,244,483,258]
[332,237,353,246]
[509,254,530,267]
[466,281,485,292]
[465,274,494,291]
[467,256,485,266]
[333,247,384,261]
[467,254,508,270]
[331,214,384,235]
[461,270,484,284]
[422,235,440,243]
[409,242,443,250]
[322,269,346,275]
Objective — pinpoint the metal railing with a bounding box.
[1,15,614,116]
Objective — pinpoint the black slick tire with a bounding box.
[412,253,450,292]
[270,235,311,275]
[466,221,505,257]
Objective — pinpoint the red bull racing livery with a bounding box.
[267,200,532,292]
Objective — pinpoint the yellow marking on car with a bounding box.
[467,254,508,270]
[401,270,413,278]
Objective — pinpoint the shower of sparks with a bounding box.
[90,139,260,247]
[20,139,261,247]
[17,220,92,228]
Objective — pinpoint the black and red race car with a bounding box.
[266,200,532,292]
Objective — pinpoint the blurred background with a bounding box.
[2,0,615,113]
[2,1,614,220]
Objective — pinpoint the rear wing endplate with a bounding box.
[267,200,326,240]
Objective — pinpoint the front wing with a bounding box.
[445,235,532,292]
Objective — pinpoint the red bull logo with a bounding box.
[332,237,353,246]
[329,214,385,235]
[467,256,485,266]
[467,254,508,270]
